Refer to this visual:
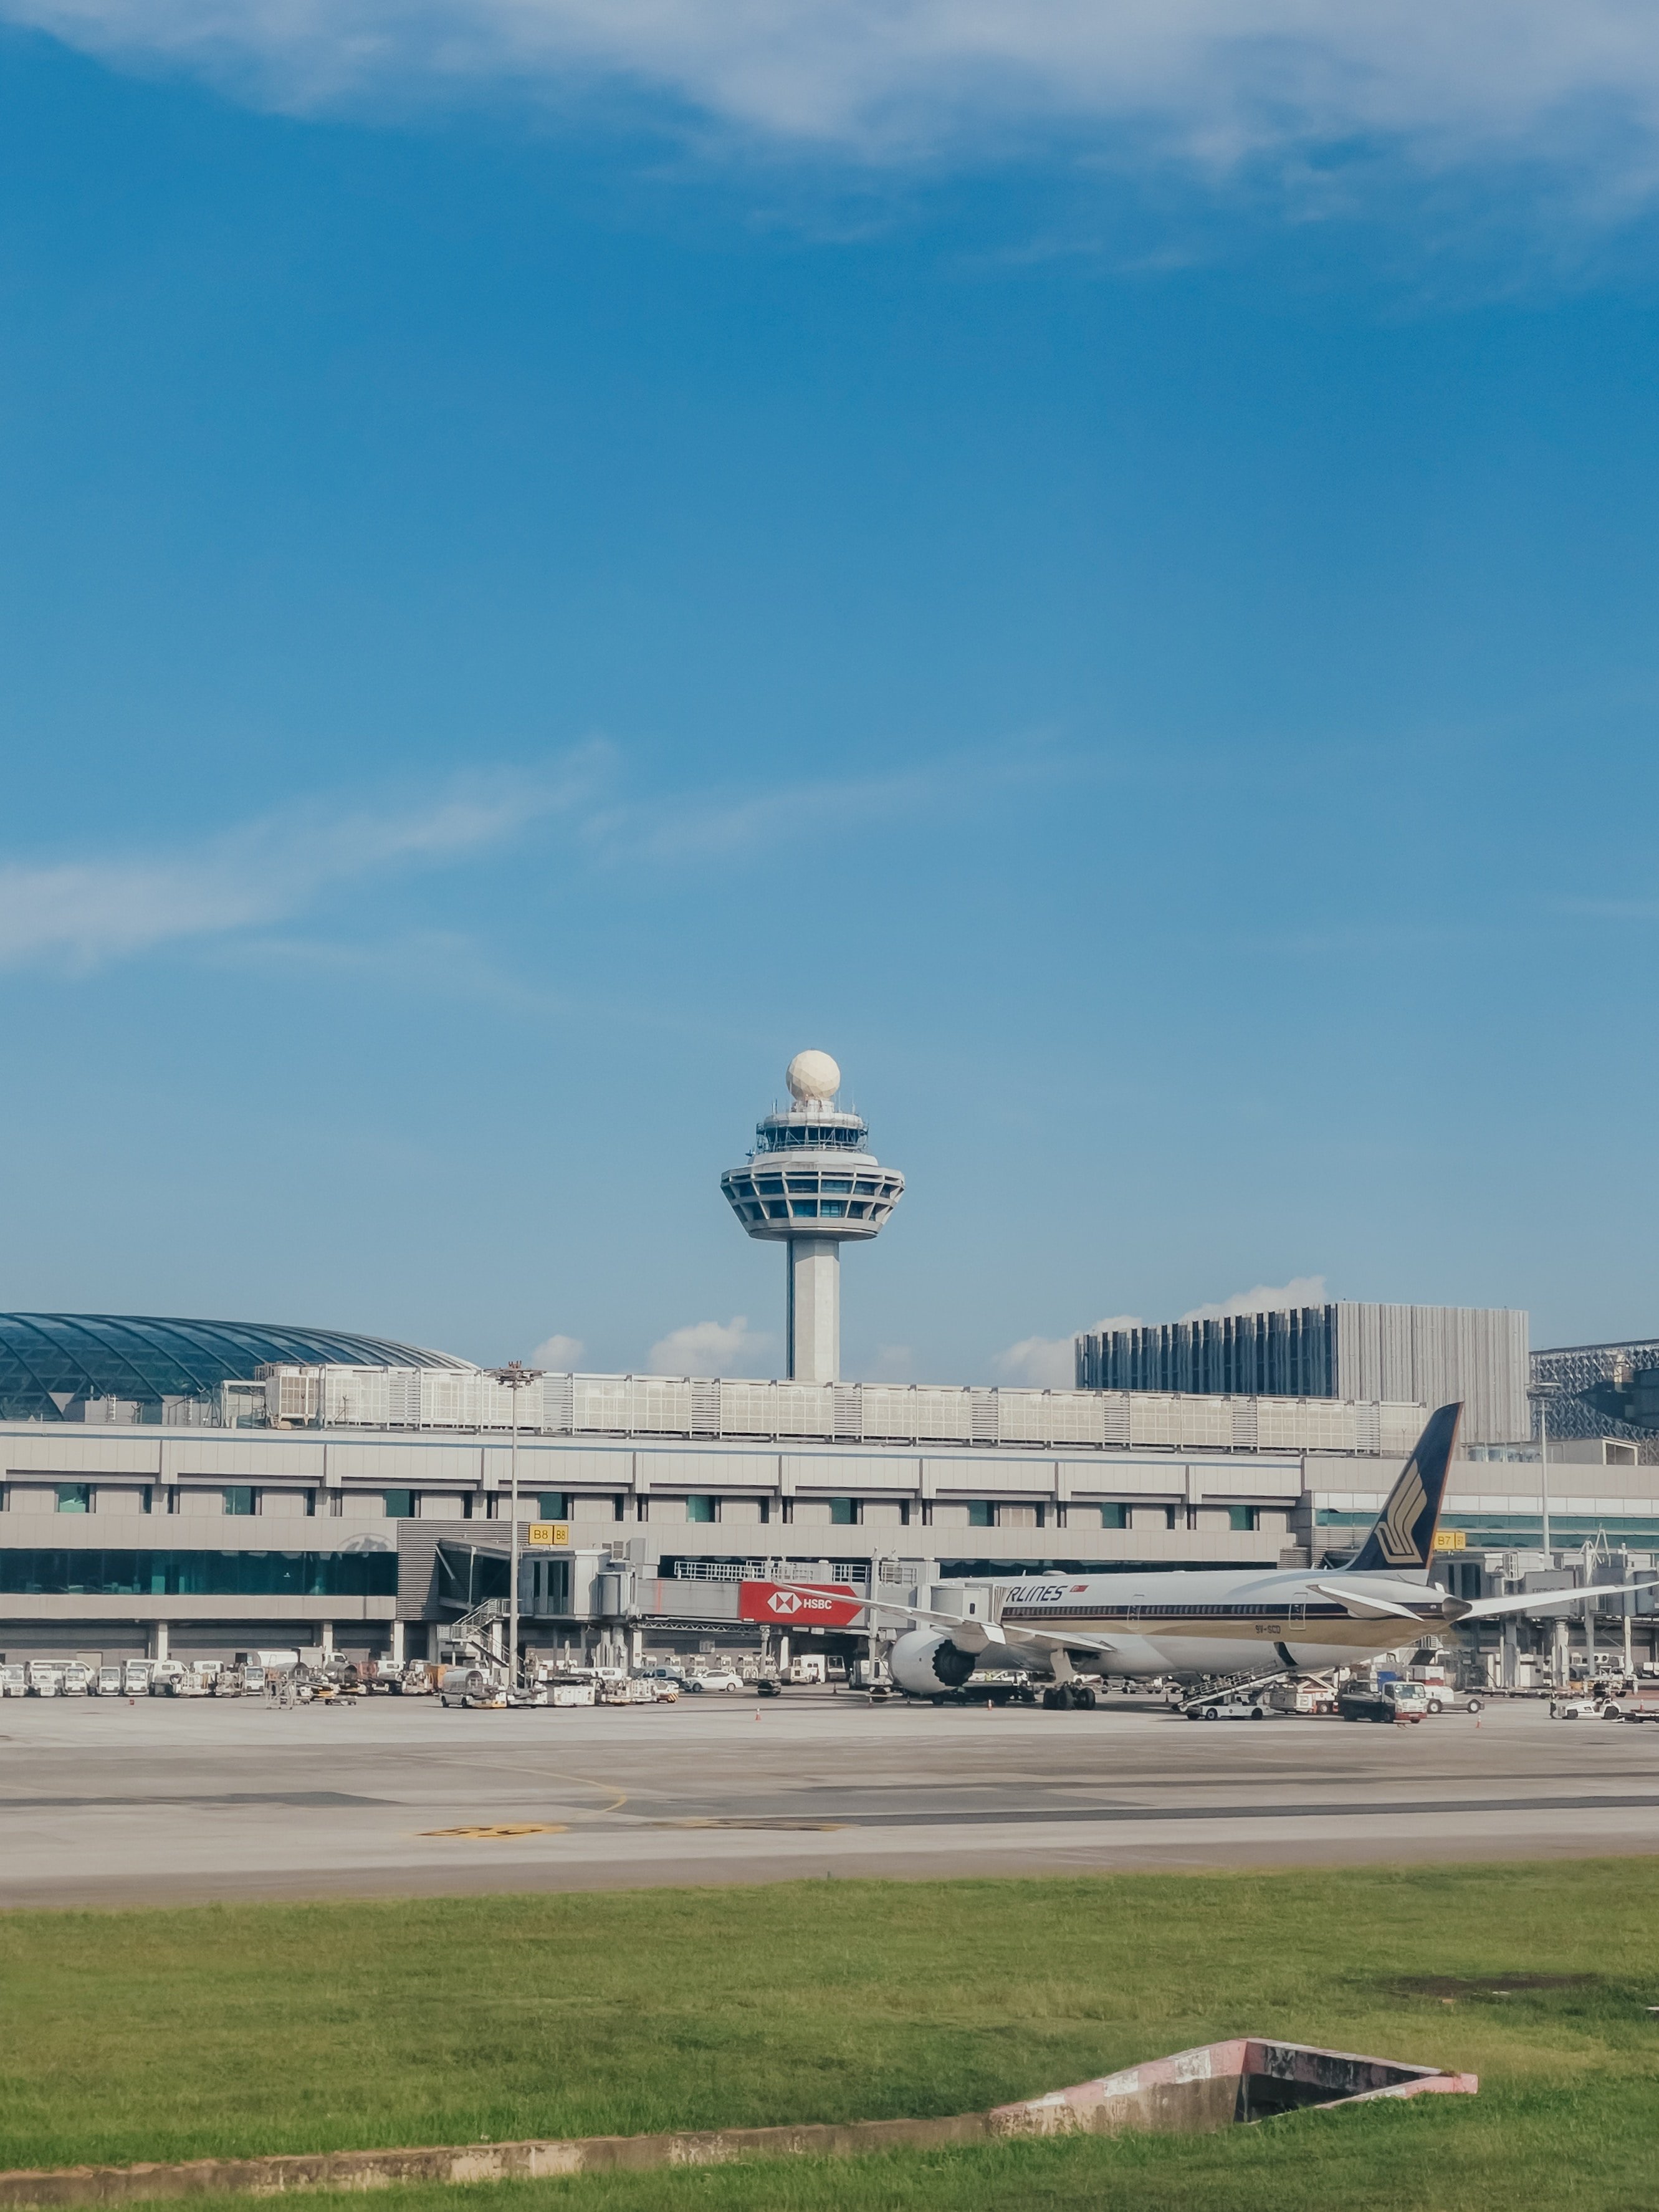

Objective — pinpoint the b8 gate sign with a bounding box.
[737,1581,864,1627]
[527,1522,571,1548]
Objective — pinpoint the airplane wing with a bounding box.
[860,1596,1116,1659]
[1307,1581,1430,1624]
[1447,1580,1657,1624]
[1000,1624,1119,1660]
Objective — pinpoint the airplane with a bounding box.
[873,1403,1655,1705]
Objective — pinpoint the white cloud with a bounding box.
[532,1333,586,1369]
[995,1314,1142,1387]
[1179,1275,1327,1323]
[647,1314,772,1374]
[869,1343,915,1382]
[0,756,603,971]
[7,0,1659,187]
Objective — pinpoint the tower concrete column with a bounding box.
[787,1237,840,1382]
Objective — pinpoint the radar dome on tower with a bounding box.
[786,1049,841,1106]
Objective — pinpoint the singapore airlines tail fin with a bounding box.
[1346,1403,1462,1577]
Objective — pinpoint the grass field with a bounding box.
[1,1861,1657,2210]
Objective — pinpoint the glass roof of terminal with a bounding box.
[0,1313,471,1422]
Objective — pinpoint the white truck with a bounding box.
[94,1666,124,1696]
[0,1664,27,1697]
[123,1660,153,1696]
[26,1662,62,1697]
[59,1663,91,1696]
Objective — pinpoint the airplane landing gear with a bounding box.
[1042,1683,1097,1711]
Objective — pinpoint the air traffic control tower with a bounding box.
[720,1051,904,1383]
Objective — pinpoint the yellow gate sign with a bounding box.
[528,1522,570,1548]
[1433,1528,1466,1552]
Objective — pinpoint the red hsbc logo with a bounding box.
[737,1579,863,1627]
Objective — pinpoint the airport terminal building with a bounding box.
[1,1313,1655,1669]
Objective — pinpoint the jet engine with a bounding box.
[889,1628,977,1697]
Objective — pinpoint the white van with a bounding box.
[60,1663,91,1696]
[26,1663,62,1697]
[95,1666,124,1695]
[122,1661,153,1696]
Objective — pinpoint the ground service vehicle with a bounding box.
[687,1667,745,1693]
[1550,1694,1625,1720]
[1266,1679,1337,1715]
[95,1666,123,1695]
[439,1665,505,1708]
[1339,1687,1420,1724]
[1187,1695,1279,1720]
[60,1663,90,1695]
[0,1665,26,1696]
[26,1664,61,1696]
[547,1678,596,1707]
[123,1661,152,1695]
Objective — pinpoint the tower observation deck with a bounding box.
[720,1051,904,1384]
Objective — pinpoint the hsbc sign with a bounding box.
[736,1580,864,1628]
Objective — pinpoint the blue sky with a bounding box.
[2,4,1658,1382]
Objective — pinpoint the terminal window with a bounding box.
[222,1487,255,1516]
[829,1498,860,1526]
[686,1496,717,1523]
[967,1501,995,1528]
[55,1485,91,1514]
[1099,1504,1129,1529]
[538,1493,570,1518]
[0,1549,398,1597]
[382,1490,415,1518]
[1229,1506,1260,1532]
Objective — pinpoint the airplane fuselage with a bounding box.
[997,1566,1450,1678]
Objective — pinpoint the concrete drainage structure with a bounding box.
[0,2041,1476,2207]
[991,2037,1478,2136]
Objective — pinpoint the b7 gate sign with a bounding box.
[737,1581,864,1628]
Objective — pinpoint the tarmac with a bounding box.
[1,1687,1656,1909]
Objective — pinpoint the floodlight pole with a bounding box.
[1529,1382,1562,1690]
[490,1362,543,1693]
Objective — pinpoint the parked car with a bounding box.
[686,1666,745,1693]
